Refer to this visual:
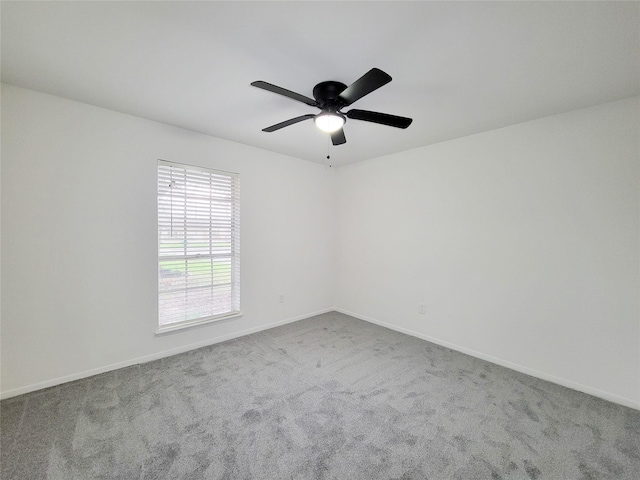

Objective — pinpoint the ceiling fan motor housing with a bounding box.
[313,81,348,111]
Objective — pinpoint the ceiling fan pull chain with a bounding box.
[326,135,332,167]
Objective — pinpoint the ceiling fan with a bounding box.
[251,68,412,146]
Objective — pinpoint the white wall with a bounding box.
[335,97,640,408]
[1,85,335,397]
[3,85,638,410]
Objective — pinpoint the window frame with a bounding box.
[156,159,241,334]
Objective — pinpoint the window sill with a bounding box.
[155,311,243,336]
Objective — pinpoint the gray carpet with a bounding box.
[1,312,638,479]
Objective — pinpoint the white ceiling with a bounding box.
[2,1,638,167]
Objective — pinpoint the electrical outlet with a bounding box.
[279,294,285,303]
[418,304,426,315]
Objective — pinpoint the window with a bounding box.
[157,160,240,332]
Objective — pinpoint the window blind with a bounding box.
[157,160,240,327]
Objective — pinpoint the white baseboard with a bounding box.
[5,307,638,411]
[0,308,333,400]
[335,308,640,411]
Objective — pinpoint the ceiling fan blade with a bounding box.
[251,81,318,107]
[262,114,315,132]
[331,128,346,146]
[337,68,392,106]
[345,109,413,129]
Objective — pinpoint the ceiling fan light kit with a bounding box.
[251,68,413,146]
[314,112,345,133]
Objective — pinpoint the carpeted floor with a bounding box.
[1,311,638,479]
